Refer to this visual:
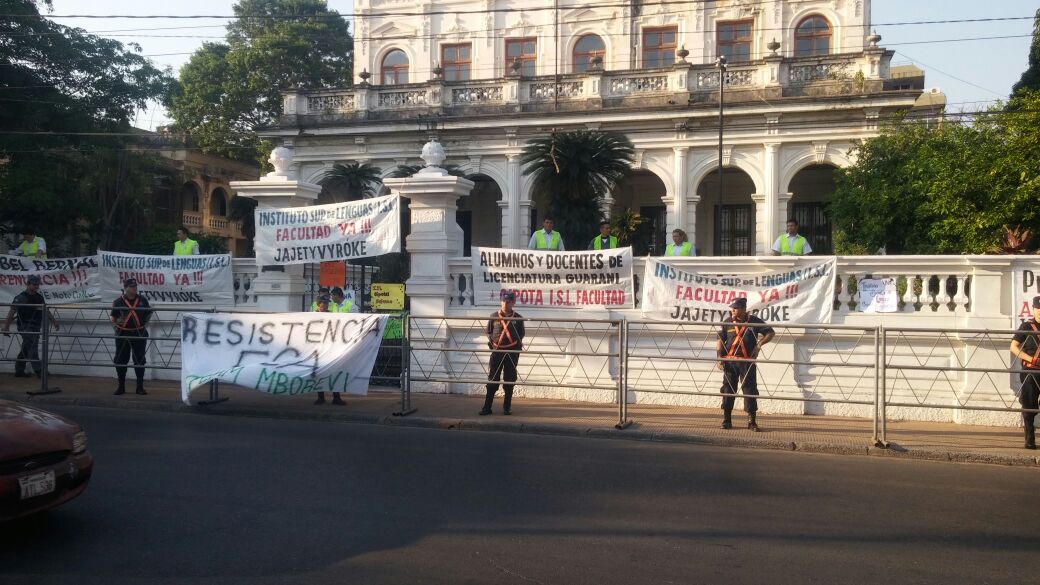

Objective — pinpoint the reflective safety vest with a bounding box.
[20,239,45,259]
[590,235,617,250]
[174,238,198,256]
[335,299,354,313]
[311,300,339,312]
[725,321,753,360]
[534,230,562,250]
[779,235,808,255]
[665,242,692,256]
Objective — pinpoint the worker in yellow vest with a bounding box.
[310,286,331,311]
[665,229,693,256]
[12,230,47,259]
[771,219,812,256]
[331,287,355,313]
[174,227,200,256]
[528,217,565,251]
[588,221,618,250]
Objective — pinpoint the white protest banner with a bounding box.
[253,194,401,265]
[471,246,634,308]
[1013,259,1040,325]
[858,277,899,313]
[0,255,99,304]
[179,312,388,405]
[98,251,233,305]
[640,257,836,324]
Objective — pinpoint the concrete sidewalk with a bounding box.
[2,374,1037,467]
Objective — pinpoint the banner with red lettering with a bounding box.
[0,254,99,304]
[640,257,836,324]
[471,247,633,308]
[1012,259,1040,325]
[98,251,233,305]
[253,194,401,265]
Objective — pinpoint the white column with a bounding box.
[777,192,794,237]
[230,147,320,312]
[761,142,781,256]
[686,195,700,250]
[505,153,522,248]
[751,193,767,256]
[672,146,689,231]
[383,143,474,318]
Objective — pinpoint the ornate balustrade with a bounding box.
[282,52,881,118]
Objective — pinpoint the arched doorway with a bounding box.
[695,168,756,256]
[787,164,837,254]
[458,174,503,255]
[181,182,200,212]
[611,170,668,255]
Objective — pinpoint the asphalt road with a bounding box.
[2,405,1037,585]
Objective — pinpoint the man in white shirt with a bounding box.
[528,217,565,251]
[771,219,812,256]
[10,230,47,259]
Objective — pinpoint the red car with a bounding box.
[0,399,93,522]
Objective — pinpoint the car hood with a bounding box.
[0,400,78,460]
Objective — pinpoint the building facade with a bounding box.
[270,0,923,256]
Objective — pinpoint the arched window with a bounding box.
[210,188,228,217]
[381,49,409,85]
[795,16,831,57]
[181,182,200,212]
[573,34,606,73]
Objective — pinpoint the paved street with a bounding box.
[2,405,1038,585]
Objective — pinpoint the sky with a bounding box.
[43,0,1037,130]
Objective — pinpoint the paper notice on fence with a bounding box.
[98,251,233,305]
[471,246,634,308]
[179,312,388,405]
[640,257,836,324]
[1013,260,1040,325]
[0,255,99,304]
[858,278,898,313]
[253,194,401,265]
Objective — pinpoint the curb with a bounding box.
[9,393,1040,468]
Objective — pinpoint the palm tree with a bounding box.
[520,130,635,248]
[320,161,383,202]
[386,163,467,178]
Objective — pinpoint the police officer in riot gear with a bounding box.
[716,297,774,431]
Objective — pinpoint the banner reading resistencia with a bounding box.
[179,312,388,405]
[640,257,836,324]
[98,251,233,305]
[471,246,634,308]
[1012,260,1040,325]
[0,254,99,304]
[253,194,401,265]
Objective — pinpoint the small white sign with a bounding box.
[858,278,899,313]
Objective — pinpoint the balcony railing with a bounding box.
[283,51,891,120]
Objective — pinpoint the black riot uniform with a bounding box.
[1012,316,1040,449]
[481,292,525,415]
[110,279,152,395]
[717,298,774,431]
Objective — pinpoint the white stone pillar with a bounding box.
[762,142,781,256]
[383,144,474,318]
[383,140,475,395]
[777,192,794,237]
[230,147,320,312]
[672,146,689,231]
[505,153,522,248]
[751,193,767,256]
[686,195,700,249]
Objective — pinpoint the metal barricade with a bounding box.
[623,319,884,444]
[0,300,60,395]
[880,325,1040,447]
[408,315,624,424]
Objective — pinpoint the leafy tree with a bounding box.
[0,0,174,254]
[520,130,635,247]
[166,0,353,164]
[228,196,259,257]
[831,91,1040,254]
[1013,9,1040,95]
[320,162,383,202]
